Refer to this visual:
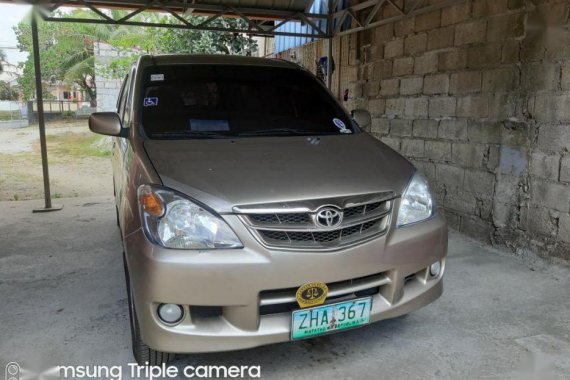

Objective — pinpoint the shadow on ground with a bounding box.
[1,197,569,379]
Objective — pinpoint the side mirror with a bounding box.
[351,109,372,132]
[88,112,124,137]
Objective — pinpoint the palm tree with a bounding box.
[54,13,119,106]
[52,10,131,107]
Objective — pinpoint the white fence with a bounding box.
[30,100,92,113]
[0,100,26,115]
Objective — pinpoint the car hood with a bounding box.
[143,134,414,213]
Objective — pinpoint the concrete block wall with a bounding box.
[94,42,125,112]
[277,0,570,261]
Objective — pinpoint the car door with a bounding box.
[117,68,137,229]
[113,73,129,206]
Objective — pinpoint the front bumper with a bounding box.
[124,212,447,353]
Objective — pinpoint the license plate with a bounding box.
[291,297,372,340]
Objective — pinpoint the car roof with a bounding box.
[137,54,301,70]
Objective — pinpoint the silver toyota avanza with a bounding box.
[89,54,447,365]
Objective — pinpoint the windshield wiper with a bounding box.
[151,131,232,139]
[238,128,332,137]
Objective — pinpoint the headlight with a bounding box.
[397,173,435,227]
[138,185,243,249]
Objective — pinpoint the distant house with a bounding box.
[45,81,86,102]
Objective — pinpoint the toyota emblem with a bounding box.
[315,207,343,228]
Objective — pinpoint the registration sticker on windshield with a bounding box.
[144,97,158,107]
[189,119,230,131]
[333,118,352,134]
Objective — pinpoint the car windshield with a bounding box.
[140,64,356,139]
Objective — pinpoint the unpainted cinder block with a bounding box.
[457,95,490,118]
[404,33,427,55]
[425,140,452,162]
[401,138,426,158]
[414,53,438,75]
[529,152,560,181]
[451,143,486,168]
[384,38,404,58]
[464,170,496,196]
[530,179,570,212]
[450,71,483,95]
[439,49,468,71]
[424,74,450,95]
[427,26,455,50]
[405,97,429,118]
[413,119,439,138]
[428,96,457,118]
[380,79,400,96]
[441,2,471,26]
[439,119,468,141]
[390,119,413,137]
[455,20,487,46]
[400,76,424,95]
[393,57,415,76]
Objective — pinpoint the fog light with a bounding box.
[430,261,441,277]
[157,303,184,324]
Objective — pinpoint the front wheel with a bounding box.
[124,254,176,365]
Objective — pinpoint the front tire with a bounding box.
[124,254,176,365]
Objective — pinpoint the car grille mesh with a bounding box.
[240,196,393,250]
[343,205,365,219]
[259,218,383,245]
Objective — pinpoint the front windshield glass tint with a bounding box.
[141,64,355,139]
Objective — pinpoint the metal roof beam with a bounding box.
[39,13,326,38]
[13,0,329,37]
[333,0,468,37]
[21,0,329,21]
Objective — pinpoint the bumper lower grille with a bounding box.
[259,272,391,315]
[235,192,394,250]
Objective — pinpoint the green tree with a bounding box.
[14,11,121,105]
[0,81,18,100]
[104,15,258,78]
[15,10,258,101]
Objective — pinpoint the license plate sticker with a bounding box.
[291,297,372,340]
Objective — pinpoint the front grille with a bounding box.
[343,205,365,218]
[259,218,385,246]
[249,213,310,225]
[237,193,394,250]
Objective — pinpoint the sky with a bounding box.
[0,3,32,65]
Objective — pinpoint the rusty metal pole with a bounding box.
[31,8,62,212]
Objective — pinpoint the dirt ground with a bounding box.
[0,119,113,201]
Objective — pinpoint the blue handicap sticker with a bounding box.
[333,118,352,134]
[144,97,158,107]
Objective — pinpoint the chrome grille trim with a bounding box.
[235,192,394,250]
[260,272,391,306]
[232,191,395,214]
[246,208,390,231]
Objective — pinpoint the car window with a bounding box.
[117,74,129,115]
[140,64,355,139]
[123,68,136,128]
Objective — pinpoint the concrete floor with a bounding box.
[1,196,569,379]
